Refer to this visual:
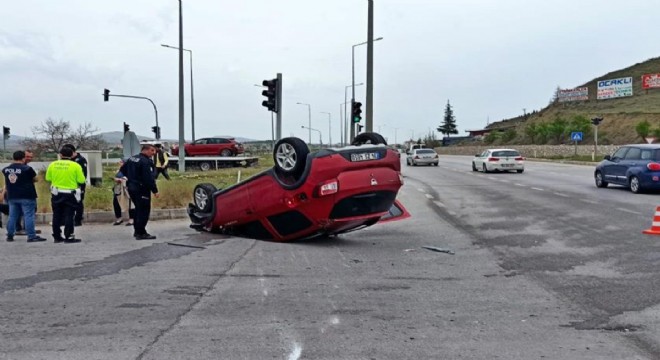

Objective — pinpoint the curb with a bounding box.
[30,208,189,225]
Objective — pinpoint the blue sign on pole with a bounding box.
[571,132,583,142]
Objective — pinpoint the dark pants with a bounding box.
[112,196,135,220]
[51,193,77,240]
[74,185,86,224]
[0,204,23,231]
[154,167,170,180]
[128,189,151,236]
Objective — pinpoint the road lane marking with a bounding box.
[514,183,525,187]
[287,342,302,360]
[425,194,434,200]
[617,208,642,215]
[581,199,598,205]
[531,187,544,191]
[417,188,425,193]
[553,192,569,197]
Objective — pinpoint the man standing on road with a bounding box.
[120,144,160,240]
[45,146,86,243]
[2,151,46,243]
[153,143,170,180]
[63,144,88,227]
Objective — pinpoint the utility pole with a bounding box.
[366,0,374,131]
[276,73,283,140]
[177,0,186,172]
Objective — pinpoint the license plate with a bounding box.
[350,152,379,162]
[501,164,513,167]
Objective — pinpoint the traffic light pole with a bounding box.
[366,0,374,132]
[106,94,159,139]
[276,73,282,140]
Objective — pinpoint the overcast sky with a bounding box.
[1,0,659,144]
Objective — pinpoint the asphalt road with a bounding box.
[0,156,656,359]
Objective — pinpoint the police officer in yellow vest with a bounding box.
[45,146,86,243]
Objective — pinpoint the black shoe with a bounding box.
[74,221,82,227]
[113,219,123,225]
[27,236,47,243]
[64,237,82,243]
[54,239,64,243]
[135,234,157,240]
[6,236,13,242]
[126,222,133,226]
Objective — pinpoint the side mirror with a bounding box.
[604,155,611,161]
[475,154,480,157]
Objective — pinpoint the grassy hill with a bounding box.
[486,56,660,145]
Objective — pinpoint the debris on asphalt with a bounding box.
[167,242,206,249]
[421,246,455,255]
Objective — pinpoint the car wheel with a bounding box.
[199,161,211,172]
[594,171,608,188]
[351,132,388,146]
[406,159,410,166]
[629,176,642,193]
[273,137,309,175]
[472,162,477,172]
[516,169,524,173]
[482,164,489,173]
[193,183,217,213]
[220,149,232,157]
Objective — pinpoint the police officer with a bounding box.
[63,144,88,226]
[45,146,85,243]
[2,151,45,242]
[120,144,160,240]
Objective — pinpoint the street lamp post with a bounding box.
[296,102,312,144]
[301,125,322,148]
[351,37,382,141]
[162,44,196,142]
[177,0,185,172]
[320,112,332,147]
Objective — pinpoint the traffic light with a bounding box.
[123,122,130,133]
[151,125,161,139]
[2,126,9,140]
[103,88,110,102]
[591,117,603,126]
[352,101,363,123]
[261,78,279,113]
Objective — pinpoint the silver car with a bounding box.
[407,148,439,166]
[472,148,524,173]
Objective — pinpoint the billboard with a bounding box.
[642,74,660,89]
[597,77,633,99]
[558,87,588,102]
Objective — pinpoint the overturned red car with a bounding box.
[187,132,409,242]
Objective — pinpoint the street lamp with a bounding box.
[162,43,196,142]
[296,102,312,144]
[351,37,382,141]
[320,112,332,146]
[301,125,322,148]
[345,83,363,146]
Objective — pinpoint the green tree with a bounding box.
[484,131,499,145]
[437,100,458,137]
[22,118,107,157]
[524,123,538,144]
[567,115,592,140]
[548,118,568,143]
[501,129,517,143]
[536,123,550,144]
[636,120,651,141]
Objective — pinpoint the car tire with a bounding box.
[482,164,489,173]
[472,162,477,172]
[406,160,410,166]
[273,137,309,176]
[199,161,212,172]
[193,183,217,213]
[517,169,524,173]
[220,149,232,157]
[629,176,642,193]
[594,171,608,188]
[351,132,388,146]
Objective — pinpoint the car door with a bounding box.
[474,150,488,168]
[602,147,629,184]
[622,146,642,180]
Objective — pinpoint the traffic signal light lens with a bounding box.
[352,102,363,123]
[261,78,279,113]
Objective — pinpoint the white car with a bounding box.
[472,148,524,173]
[407,148,439,166]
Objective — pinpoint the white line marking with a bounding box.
[287,342,302,360]
[531,187,544,191]
[417,188,425,193]
[514,183,525,187]
[433,200,445,207]
[581,199,598,204]
[487,177,496,180]
[617,208,641,215]
[425,194,434,200]
[553,192,569,197]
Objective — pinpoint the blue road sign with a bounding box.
[571,132,583,141]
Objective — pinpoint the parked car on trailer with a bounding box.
[171,137,244,157]
[187,132,409,242]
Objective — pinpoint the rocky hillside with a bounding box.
[486,56,660,145]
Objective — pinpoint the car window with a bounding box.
[624,147,641,160]
[220,138,231,144]
[641,149,654,160]
[415,149,435,154]
[479,150,488,157]
[611,147,628,159]
[492,150,520,157]
[194,139,207,145]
